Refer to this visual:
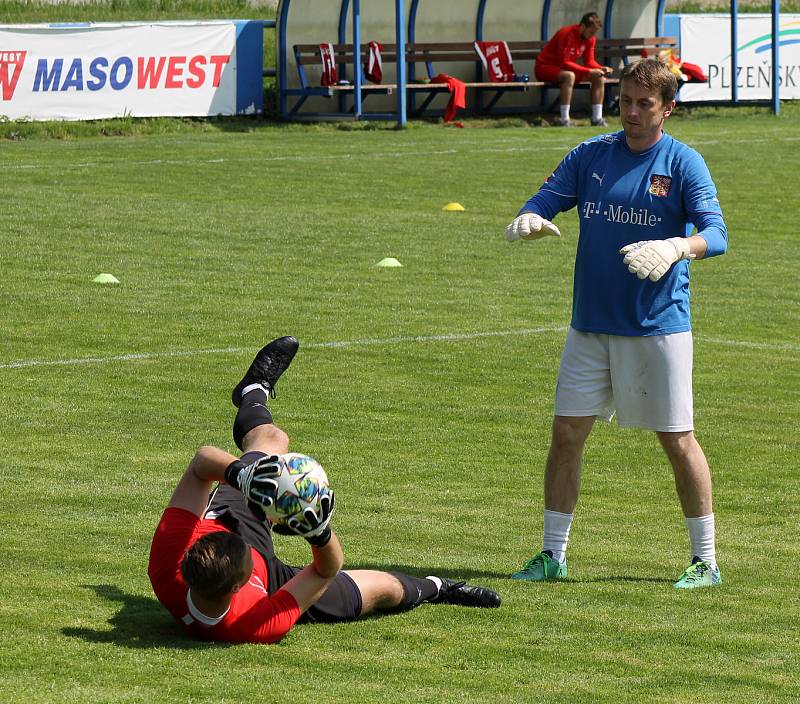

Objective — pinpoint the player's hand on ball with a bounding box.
[506,212,561,242]
[288,491,335,537]
[620,237,695,282]
[272,491,335,547]
[225,455,281,508]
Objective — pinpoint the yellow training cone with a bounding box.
[93,273,120,284]
[375,257,403,267]
[442,202,465,211]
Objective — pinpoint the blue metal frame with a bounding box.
[408,0,420,45]
[395,0,408,125]
[730,0,738,104]
[353,0,363,117]
[407,0,421,113]
[771,0,780,114]
[476,0,488,41]
[474,0,489,111]
[605,0,615,39]
[256,19,278,78]
[541,0,552,41]
[337,0,348,42]
[337,0,349,112]
[655,0,666,36]
[278,1,291,116]
[281,0,788,121]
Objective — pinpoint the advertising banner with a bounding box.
[0,21,263,120]
[679,14,800,102]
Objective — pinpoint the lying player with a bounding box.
[148,336,500,644]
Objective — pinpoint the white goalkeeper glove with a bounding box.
[506,213,561,242]
[620,237,695,282]
[225,455,281,507]
[272,492,336,547]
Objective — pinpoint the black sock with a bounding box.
[232,387,273,450]
[389,572,439,612]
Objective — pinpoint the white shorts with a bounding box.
[554,327,694,432]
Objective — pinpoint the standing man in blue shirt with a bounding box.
[506,58,727,589]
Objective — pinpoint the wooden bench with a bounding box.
[289,42,537,117]
[595,36,678,69]
[287,37,678,118]
[405,41,542,115]
[286,43,402,117]
[594,36,679,111]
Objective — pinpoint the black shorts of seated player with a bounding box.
[148,336,500,645]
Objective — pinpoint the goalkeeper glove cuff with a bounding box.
[224,460,247,489]
[666,237,693,261]
[305,526,332,549]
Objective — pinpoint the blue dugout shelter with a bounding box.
[275,0,782,122]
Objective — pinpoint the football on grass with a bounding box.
[263,453,331,531]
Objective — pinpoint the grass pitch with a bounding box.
[1,111,799,703]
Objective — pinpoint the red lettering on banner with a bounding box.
[138,56,167,89]
[2,51,231,94]
[208,55,230,87]
[187,55,206,88]
[165,56,186,88]
[0,50,26,100]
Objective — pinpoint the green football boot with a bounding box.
[673,557,722,589]
[511,550,567,581]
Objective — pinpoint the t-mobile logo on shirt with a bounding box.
[582,201,662,226]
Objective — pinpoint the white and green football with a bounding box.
[263,453,331,531]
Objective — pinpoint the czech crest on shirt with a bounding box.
[649,174,672,197]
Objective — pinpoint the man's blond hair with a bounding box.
[621,57,678,106]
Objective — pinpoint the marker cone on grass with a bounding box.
[442,202,465,211]
[375,257,402,268]
[93,273,120,284]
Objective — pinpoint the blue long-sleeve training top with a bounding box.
[520,130,727,336]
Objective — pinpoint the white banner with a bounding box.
[0,22,245,120]
[679,14,800,101]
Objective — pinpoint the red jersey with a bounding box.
[537,24,602,73]
[148,507,301,644]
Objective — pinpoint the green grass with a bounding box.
[0,0,275,23]
[1,110,799,701]
[667,1,800,12]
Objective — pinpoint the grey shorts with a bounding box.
[555,327,694,432]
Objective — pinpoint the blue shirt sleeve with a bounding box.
[518,143,582,220]
[681,149,728,257]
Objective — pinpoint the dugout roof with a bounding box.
[276,0,664,121]
[275,0,783,121]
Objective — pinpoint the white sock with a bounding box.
[592,103,603,121]
[560,104,570,121]
[685,514,717,569]
[241,382,268,397]
[425,576,443,594]
[543,509,573,563]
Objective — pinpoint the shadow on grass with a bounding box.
[344,563,672,585]
[344,563,511,581]
[62,584,229,650]
[567,575,673,585]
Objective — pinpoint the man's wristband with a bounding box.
[224,460,247,489]
[306,526,332,549]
